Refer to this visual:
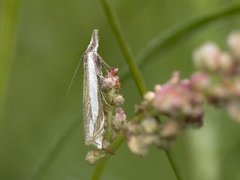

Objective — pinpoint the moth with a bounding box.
[83,29,108,149]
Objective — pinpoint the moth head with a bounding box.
[87,29,99,52]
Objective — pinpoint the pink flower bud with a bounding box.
[102,76,120,90]
[168,71,180,85]
[109,67,119,76]
[113,108,126,130]
[161,121,179,139]
[153,85,186,113]
[102,67,121,90]
[191,72,210,91]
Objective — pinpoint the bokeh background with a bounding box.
[1,0,240,179]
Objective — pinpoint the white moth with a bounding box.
[83,29,106,149]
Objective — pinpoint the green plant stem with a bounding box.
[0,0,19,117]
[165,150,183,180]
[92,1,182,180]
[99,0,147,96]
[120,2,240,81]
[106,105,113,141]
[91,133,124,180]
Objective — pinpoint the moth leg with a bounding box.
[101,92,113,107]
[85,134,102,149]
[97,55,110,71]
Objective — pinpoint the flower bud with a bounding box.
[161,121,179,139]
[127,135,158,156]
[193,43,220,71]
[127,136,148,156]
[113,108,126,130]
[102,76,119,90]
[85,150,106,165]
[227,32,240,58]
[153,85,185,113]
[154,84,162,92]
[168,71,180,85]
[127,122,143,134]
[141,117,159,133]
[218,52,233,74]
[191,72,210,91]
[143,91,155,102]
[112,94,125,106]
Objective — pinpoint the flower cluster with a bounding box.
[86,67,126,164]
[126,31,240,156]
[193,32,240,121]
[126,72,205,155]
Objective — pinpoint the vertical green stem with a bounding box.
[99,0,147,96]
[91,133,124,180]
[0,0,20,116]
[93,0,182,180]
[105,104,113,142]
[165,150,183,180]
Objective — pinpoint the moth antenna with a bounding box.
[67,57,83,95]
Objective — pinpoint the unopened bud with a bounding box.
[113,108,126,130]
[127,122,142,134]
[127,136,147,156]
[85,150,106,165]
[227,32,240,58]
[191,72,210,91]
[143,91,155,102]
[154,84,162,92]
[113,94,125,106]
[109,67,119,76]
[193,43,220,71]
[141,118,159,133]
[168,71,180,84]
[102,76,119,90]
[161,121,179,139]
[218,52,233,73]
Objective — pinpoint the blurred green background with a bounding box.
[1,0,240,179]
